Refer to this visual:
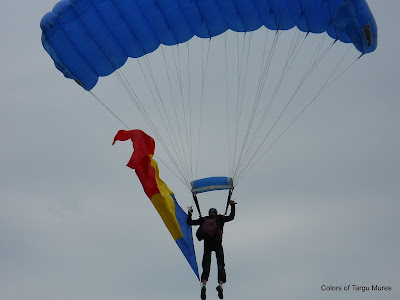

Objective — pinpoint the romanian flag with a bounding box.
[113,129,199,279]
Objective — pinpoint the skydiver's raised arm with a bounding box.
[187,209,202,226]
[221,201,236,223]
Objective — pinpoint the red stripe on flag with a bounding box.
[113,130,159,199]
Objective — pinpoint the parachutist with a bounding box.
[188,201,236,299]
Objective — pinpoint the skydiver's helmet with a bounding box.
[208,208,218,218]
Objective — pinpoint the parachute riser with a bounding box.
[224,188,234,215]
[192,192,202,217]
[190,176,234,216]
[192,187,234,217]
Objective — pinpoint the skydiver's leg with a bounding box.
[215,246,226,299]
[201,248,212,283]
[200,248,212,299]
[216,246,226,283]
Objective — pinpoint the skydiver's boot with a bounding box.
[201,285,206,300]
[216,285,223,299]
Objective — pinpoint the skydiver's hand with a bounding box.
[228,200,237,205]
[188,206,194,214]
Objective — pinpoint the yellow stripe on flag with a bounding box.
[149,155,183,241]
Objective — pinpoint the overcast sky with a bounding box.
[1,1,399,299]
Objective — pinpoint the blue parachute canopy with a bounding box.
[41,0,377,90]
[191,177,234,194]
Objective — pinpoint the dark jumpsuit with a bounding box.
[187,203,235,283]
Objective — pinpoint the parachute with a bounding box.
[40,0,377,278]
[40,0,378,187]
[41,0,377,91]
